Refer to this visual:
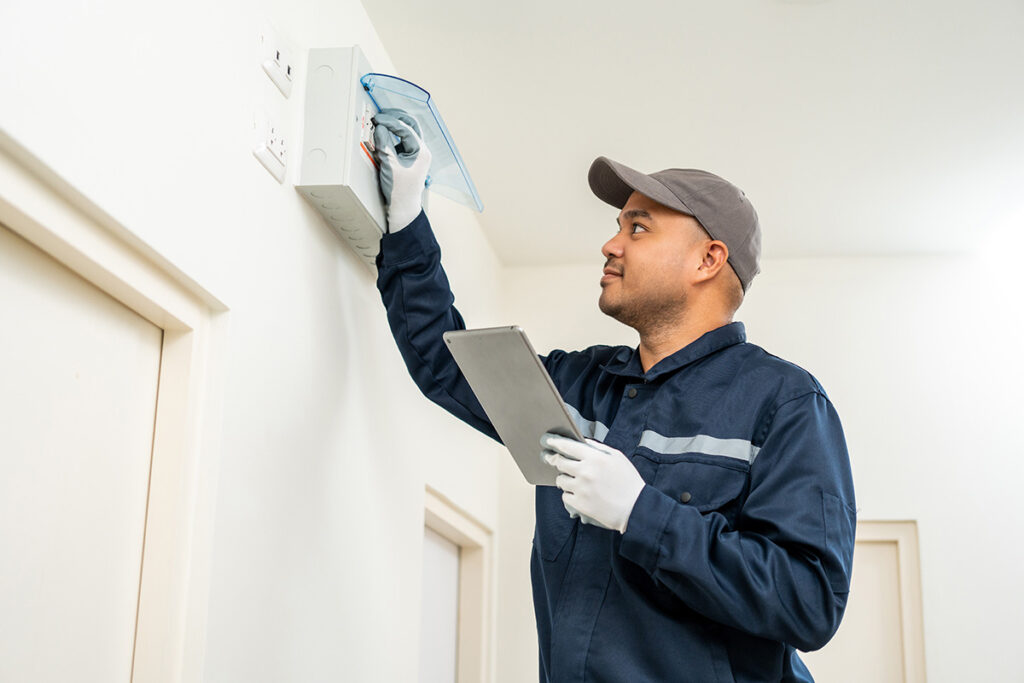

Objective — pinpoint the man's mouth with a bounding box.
[601,265,623,284]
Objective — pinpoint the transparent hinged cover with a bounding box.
[360,73,483,212]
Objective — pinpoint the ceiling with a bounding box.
[361,0,1024,266]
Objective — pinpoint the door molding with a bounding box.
[424,486,495,683]
[0,129,228,683]
[857,520,928,683]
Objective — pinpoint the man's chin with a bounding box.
[598,293,624,321]
[599,293,648,332]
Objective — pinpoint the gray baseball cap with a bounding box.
[588,156,762,292]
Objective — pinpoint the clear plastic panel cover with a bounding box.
[360,73,483,212]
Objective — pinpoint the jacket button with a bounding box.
[627,388,638,398]
[679,492,692,504]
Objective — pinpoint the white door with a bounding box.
[420,525,461,683]
[0,222,163,683]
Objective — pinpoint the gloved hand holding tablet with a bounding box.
[442,326,584,486]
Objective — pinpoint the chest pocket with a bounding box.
[640,452,749,526]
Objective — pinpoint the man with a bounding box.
[372,109,856,683]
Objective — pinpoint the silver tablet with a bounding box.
[443,326,584,486]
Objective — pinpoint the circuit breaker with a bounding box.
[296,46,482,269]
[296,47,385,267]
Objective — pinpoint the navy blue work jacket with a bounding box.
[376,212,857,683]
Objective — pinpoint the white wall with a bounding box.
[0,2,504,681]
[500,249,1024,683]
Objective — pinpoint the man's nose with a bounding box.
[602,232,624,259]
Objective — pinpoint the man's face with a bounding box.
[598,191,707,331]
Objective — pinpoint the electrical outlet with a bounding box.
[253,111,287,182]
[259,23,295,98]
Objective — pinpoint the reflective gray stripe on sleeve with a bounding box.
[639,430,761,464]
[563,402,610,441]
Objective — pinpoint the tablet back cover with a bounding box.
[443,326,583,486]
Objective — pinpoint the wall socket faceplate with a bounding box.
[253,20,297,183]
[258,23,295,98]
[253,110,287,182]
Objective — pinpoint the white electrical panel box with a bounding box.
[297,46,386,268]
[297,46,483,270]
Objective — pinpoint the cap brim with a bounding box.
[588,156,691,215]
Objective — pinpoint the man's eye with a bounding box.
[631,223,648,234]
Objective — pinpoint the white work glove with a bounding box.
[541,434,645,534]
[372,109,432,232]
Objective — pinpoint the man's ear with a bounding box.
[697,241,730,281]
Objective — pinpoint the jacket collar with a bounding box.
[600,321,747,381]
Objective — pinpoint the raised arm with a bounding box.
[373,109,498,441]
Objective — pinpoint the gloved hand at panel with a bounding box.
[372,108,432,233]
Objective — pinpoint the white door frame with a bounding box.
[423,486,495,683]
[857,520,928,683]
[0,129,228,683]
